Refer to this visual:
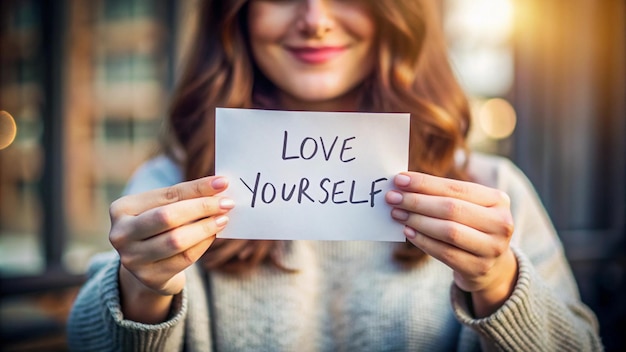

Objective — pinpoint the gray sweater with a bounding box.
[67,153,602,351]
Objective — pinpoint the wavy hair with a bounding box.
[166,0,471,273]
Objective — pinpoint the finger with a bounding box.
[110,176,230,217]
[127,215,229,263]
[405,226,488,278]
[121,196,234,241]
[394,172,508,208]
[392,210,505,257]
[157,236,216,274]
[126,236,215,293]
[386,191,513,236]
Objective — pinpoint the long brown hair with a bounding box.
[166,0,471,273]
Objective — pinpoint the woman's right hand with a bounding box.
[108,175,234,323]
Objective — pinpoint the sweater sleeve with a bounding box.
[450,157,603,351]
[66,252,187,352]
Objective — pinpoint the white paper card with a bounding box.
[215,108,409,241]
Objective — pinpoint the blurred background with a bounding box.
[0,0,624,350]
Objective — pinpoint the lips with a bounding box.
[287,46,347,64]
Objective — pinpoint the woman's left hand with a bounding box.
[386,172,518,317]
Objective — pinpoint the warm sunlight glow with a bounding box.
[448,0,515,41]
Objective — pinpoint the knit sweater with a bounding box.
[67,153,603,351]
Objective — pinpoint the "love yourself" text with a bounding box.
[239,131,387,208]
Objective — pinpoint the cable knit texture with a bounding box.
[66,153,603,351]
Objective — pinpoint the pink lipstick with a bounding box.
[288,46,346,64]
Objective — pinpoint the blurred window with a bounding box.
[444,0,516,155]
[0,0,178,281]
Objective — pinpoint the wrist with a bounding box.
[471,249,518,318]
[119,266,175,324]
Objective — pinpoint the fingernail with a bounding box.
[404,226,416,239]
[212,177,227,189]
[391,208,409,221]
[386,190,403,204]
[219,198,235,209]
[215,215,229,226]
[395,174,411,187]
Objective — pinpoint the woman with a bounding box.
[68,0,602,351]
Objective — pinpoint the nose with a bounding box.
[297,0,334,38]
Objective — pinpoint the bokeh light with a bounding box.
[477,98,517,140]
[0,111,18,150]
